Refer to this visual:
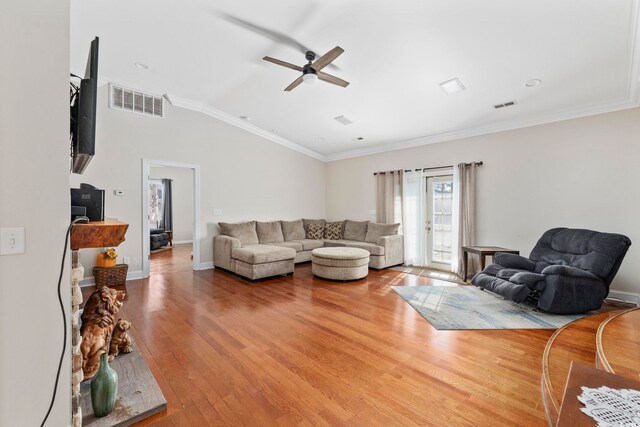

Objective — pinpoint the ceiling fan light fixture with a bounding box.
[303,71,318,84]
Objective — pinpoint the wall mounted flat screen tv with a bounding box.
[70,37,99,174]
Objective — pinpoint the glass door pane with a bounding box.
[426,176,453,268]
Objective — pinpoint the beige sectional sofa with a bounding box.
[213,219,403,280]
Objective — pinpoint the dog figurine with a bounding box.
[109,319,133,358]
[80,287,126,379]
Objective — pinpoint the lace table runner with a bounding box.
[579,386,640,426]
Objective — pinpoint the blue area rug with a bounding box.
[392,285,589,330]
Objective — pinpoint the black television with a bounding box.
[70,37,99,174]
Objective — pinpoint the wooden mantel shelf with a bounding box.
[71,219,129,250]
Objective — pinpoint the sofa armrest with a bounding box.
[494,253,535,271]
[541,265,599,280]
[377,234,404,267]
[213,235,241,271]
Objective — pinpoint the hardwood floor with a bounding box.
[83,245,555,426]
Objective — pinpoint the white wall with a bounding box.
[149,166,194,242]
[326,108,640,294]
[0,0,71,425]
[71,86,326,277]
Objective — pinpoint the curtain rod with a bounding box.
[373,161,483,175]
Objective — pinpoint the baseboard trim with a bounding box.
[195,262,214,270]
[607,290,640,306]
[79,270,146,288]
[172,240,193,245]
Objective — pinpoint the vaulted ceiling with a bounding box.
[71,0,640,161]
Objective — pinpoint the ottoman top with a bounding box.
[311,247,370,260]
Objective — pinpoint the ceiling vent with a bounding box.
[494,100,517,109]
[352,137,365,142]
[110,84,164,117]
[334,115,353,125]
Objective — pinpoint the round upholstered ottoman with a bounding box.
[311,247,370,281]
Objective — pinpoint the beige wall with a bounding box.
[150,166,194,242]
[326,108,640,294]
[71,86,326,277]
[0,0,71,425]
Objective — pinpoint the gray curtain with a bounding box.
[160,178,173,231]
[375,170,403,224]
[456,163,479,277]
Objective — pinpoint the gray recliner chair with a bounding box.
[471,228,631,314]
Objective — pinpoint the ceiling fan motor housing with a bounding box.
[302,63,317,76]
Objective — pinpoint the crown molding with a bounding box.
[167,95,327,161]
[324,98,639,162]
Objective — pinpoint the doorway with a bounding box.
[142,159,201,278]
[425,176,454,269]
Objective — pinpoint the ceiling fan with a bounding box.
[263,46,350,91]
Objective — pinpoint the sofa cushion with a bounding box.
[343,241,385,256]
[231,245,296,264]
[290,239,325,251]
[281,220,305,241]
[303,219,326,234]
[324,221,343,240]
[307,223,324,240]
[219,221,259,246]
[364,222,400,243]
[343,220,369,242]
[256,221,284,243]
[268,241,303,252]
[323,239,349,247]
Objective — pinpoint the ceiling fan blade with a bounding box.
[312,46,344,72]
[317,71,349,88]
[284,76,304,91]
[219,13,310,53]
[263,56,303,72]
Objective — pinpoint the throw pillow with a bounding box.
[303,219,326,233]
[281,219,305,241]
[364,222,400,243]
[256,221,284,243]
[324,221,343,240]
[307,223,324,240]
[343,220,369,242]
[218,221,259,246]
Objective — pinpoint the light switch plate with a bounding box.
[213,209,222,216]
[114,190,125,196]
[0,227,26,255]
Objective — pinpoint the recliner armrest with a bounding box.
[509,272,545,290]
[494,253,535,271]
[541,265,599,280]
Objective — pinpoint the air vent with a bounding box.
[334,115,353,125]
[494,100,517,109]
[352,137,365,142]
[110,84,164,117]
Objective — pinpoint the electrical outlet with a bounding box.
[123,257,130,264]
[213,209,222,216]
[0,227,26,255]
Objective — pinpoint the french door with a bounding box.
[425,176,454,269]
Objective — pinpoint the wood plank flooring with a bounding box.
[82,245,554,426]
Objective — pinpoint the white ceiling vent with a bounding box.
[110,84,164,117]
[334,115,353,125]
[494,100,517,109]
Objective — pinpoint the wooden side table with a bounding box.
[462,246,519,281]
[166,230,173,246]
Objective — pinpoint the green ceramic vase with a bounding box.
[91,353,118,417]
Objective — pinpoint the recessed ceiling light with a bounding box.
[134,62,149,70]
[352,137,365,142]
[524,79,542,88]
[318,137,325,141]
[439,78,466,95]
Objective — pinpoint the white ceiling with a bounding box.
[71,0,640,161]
